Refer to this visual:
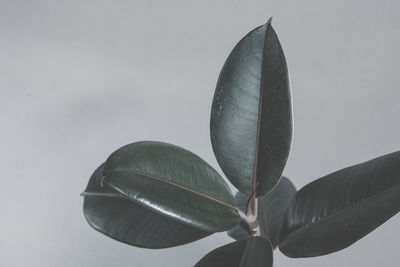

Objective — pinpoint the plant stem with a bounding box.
[238,198,260,236]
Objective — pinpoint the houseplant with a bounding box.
[82,18,400,266]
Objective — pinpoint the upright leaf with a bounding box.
[82,164,210,248]
[102,141,240,233]
[228,177,296,247]
[210,19,292,197]
[195,236,273,267]
[280,151,400,257]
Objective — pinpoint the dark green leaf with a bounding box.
[210,19,292,197]
[228,177,296,247]
[83,164,211,248]
[102,141,240,233]
[280,151,400,257]
[227,220,252,242]
[195,236,273,267]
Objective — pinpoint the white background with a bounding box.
[1,0,399,266]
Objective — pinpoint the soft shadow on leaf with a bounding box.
[228,177,296,247]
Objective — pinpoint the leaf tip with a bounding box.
[267,16,273,25]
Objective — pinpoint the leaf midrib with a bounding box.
[81,192,124,198]
[105,169,238,211]
[253,21,278,195]
[251,25,268,193]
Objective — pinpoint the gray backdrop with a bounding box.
[1,0,399,266]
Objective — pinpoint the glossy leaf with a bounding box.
[195,236,273,267]
[228,177,296,247]
[82,164,210,248]
[210,19,292,197]
[102,141,240,233]
[280,151,400,257]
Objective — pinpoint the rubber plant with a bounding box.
[81,18,400,266]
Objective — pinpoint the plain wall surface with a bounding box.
[1,0,399,266]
